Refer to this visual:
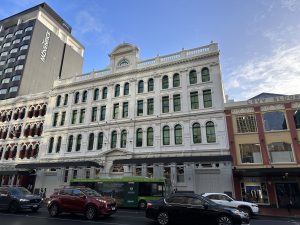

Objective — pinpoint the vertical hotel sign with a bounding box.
[40,30,51,63]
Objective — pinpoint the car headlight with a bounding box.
[96,199,107,204]
[19,199,29,202]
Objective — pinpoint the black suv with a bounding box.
[146,193,249,225]
[0,187,42,213]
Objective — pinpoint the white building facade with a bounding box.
[34,43,232,197]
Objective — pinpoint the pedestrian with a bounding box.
[43,188,46,199]
[39,188,44,198]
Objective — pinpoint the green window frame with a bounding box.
[203,89,212,108]
[88,133,94,150]
[201,67,210,82]
[121,130,127,148]
[113,103,119,119]
[190,91,199,109]
[138,80,144,93]
[147,127,154,146]
[76,134,82,151]
[189,70,197,84]
[147,98,154,115]
[115,84,120,97]
[163,126,170,145]
[91,107,97,122]
[148,78,154,92]
[192,123,201,143]
[174,124,182,145]
[102,87,108,99]
[173,73,180,87]
[137,100,143,116]
[162,96,169,113]
[122,102,129,118]
[111,131,117,148]
[97,132,103,150]
[124,82,130,95]
[162,75,169,89]
[206,121,216,143]
[136,128,143,147]
[173,94,181,112]
[100,106,106,121]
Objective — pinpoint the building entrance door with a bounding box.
[275,183,300,208]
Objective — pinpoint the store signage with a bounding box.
[40,30,51,63]
[247,94,300,105]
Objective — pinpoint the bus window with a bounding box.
[139,183,164,197]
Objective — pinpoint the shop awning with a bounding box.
[0,170,29,176]
[233,167,300,177]
[15,161,102,169]
[113,155,232,165]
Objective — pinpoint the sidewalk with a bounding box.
[258,207,300,219]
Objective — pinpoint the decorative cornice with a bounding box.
[231,107,254,115]
[260,104,285,112]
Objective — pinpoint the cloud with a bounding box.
[225,44,300,100]
[280,0,300,11]
[75,10,104,35]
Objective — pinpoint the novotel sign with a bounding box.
[40,30,51,63]
[247,94,300,105]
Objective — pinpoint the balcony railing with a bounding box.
[54,43,218,87]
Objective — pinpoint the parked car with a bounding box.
[145,193,249,225]
[202,193,259,217]
[47,187,117,220]
[0,186,42,213]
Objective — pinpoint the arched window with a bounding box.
[115,84,120,97]
[88,133,94,150]
[82,90,88,102]
[173,73,180,87]
[56,136,62,153]
[192,123,201,143]
[64,94,68,105]
[138,80,144,93]
[56,95,61,107]
[124,83,129,95]
[206,121,216,143]
[136,128,143,147]
[33,144,39,158]
[111,131,117,148]
[201,67,210,82]
[189,70,197,84]
[19,145,26,159]
[163,126,170,145]
[120,130,127,148]
[174,124,182,145]
[74,92,80,104]
[147,127,154,146]
[162,75,169,89]
[26,146,32,159]
[20,108,26,119]
[48,137,54,153]
[76,134,82,151]
[12,146,17,160]
[148,78,154,92]
[94,88,99,101]
[97,132,103,150]
[40,106,46,117]
[67,135,73,152]
[102,87,108,99]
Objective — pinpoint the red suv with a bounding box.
[47,187,117,220]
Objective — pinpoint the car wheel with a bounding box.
[157,211,169,225]
[85,206,96,220]
[49,203,59,217]
[218,215,233,225]
[9,202,19,213]
[238,207,251,218]
[138,200,147,210]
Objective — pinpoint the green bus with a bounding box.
[70,176,170,209]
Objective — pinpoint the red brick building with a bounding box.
[225,93,300,208]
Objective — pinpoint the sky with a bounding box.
[0,0,299,101]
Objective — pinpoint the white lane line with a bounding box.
[0,212,138,225]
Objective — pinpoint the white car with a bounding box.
[202,193,259,217]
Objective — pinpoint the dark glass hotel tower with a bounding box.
[0,3,84,100]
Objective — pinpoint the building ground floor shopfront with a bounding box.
[15,154,234,198]
[233,168,300,209]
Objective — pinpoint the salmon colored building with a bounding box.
[225,93,300,209]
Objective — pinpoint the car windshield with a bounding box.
[200,195,217,206]
[11,187,32,196]
[82,188,102,197]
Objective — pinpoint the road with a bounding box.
[0,207,299,225]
